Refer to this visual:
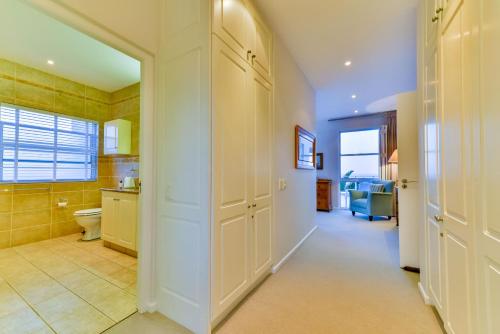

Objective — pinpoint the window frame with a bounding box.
[339,128,381,179]
[0,103,99,183]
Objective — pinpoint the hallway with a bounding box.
[215,211,443,334]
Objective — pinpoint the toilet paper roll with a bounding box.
[58,202,68,208]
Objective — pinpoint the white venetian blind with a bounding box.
[0,103,99,182]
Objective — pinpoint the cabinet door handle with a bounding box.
[252,203,257,208]
[432,16,439,23]
[113,198,120,201]
[434,215,444,223]
[252,54,256,65]
[247,50,252,60]
[435,7,443,14]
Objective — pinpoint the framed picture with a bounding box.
[316,153,324,170]
[295,125,316,169]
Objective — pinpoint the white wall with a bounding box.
[274,38,317,265]
[48,0,160,54]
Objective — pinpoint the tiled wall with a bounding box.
[0,59,140,248]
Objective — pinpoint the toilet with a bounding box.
[74,208,102,241]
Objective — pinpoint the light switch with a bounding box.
[278,178,287,191]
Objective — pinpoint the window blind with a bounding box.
[0,103,98,182]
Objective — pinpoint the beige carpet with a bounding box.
[215,210,444,334]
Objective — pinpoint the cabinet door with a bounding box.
[440,1,475,332]
[425,0,440,53]
[249,15,272,81]
[101,194,117,243]
[213,0,252,61]
[424,45,445,319]
[249,69,273,280]
[212,36,252,320]
[476,1,500,333]
[115,194,137,250]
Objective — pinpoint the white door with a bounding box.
[476,1,500,332]
[249,69,273,280]
[424,41,445,317]
[440,1,475,332]
[212,36,252,320]
[397,92,419,269]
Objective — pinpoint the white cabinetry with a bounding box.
[104,119,131,155]
[101,190,138,251]
[156,0,274,331]
[420,0,500,332]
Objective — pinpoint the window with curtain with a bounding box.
[340,129,380,178]
[0,103,99,182]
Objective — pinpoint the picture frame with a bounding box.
[295,125,316,170]
[316,153,324,170]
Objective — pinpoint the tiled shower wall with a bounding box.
[0,59,140,248]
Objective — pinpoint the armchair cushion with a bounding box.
[369,184,385,192]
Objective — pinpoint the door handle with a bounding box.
[401,179,417,184]
[252,203,257,208]
[434,215,444,223]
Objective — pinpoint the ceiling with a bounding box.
[254,0,418,120]
[0,0,140,92]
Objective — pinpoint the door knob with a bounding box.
[434,215,444,223]
[432,16,439,23]
[435,7,443,14]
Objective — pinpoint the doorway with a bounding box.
[0,0,155,332]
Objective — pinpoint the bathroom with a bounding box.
[0,1,141,332]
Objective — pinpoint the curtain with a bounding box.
[379,112,397,180]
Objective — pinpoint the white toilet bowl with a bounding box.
[74,208,102,240]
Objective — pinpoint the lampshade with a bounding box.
[388,149,398,164]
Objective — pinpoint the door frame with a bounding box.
[25,0,157,312]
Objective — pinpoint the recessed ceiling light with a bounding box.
[344,60,352,67]
[47,60,55,65]
[354,110,359,113]
[351,94,357,99]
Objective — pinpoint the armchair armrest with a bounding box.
[348,189,368,201]
[367,192,393,215]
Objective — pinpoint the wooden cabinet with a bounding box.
[101,190,138,251]
[316,179,332,212]
[212,33,273,323]
[213,0,272,82]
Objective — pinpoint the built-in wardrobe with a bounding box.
[157,0,274,332]
[419,0,500,333]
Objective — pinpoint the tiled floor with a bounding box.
[0,233,137,334]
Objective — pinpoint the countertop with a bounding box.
[100,188,140,194]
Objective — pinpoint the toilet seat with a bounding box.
[74,208,102,216]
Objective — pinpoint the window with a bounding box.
[0,103,98,182]
[340,129,380,178]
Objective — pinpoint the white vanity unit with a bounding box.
[101,189,138,252]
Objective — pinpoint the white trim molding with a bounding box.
[272,225,318,273]
[418,281,431,305]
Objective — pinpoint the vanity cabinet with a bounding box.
[101,190,138,251]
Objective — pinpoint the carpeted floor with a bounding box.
[215,210,444,334]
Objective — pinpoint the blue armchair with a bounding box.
[348,179,395,221]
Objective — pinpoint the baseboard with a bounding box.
[418,282,431,305]
[138,300,157,313]
[272,225,318,274]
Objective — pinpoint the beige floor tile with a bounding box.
[85,258,123,278]
[71,278,121,304]
[106,267,136,289]
[56,233,82,242]
[0,282,29,318]
[91,246,122,261]
[31,256,80,278]
[0,258,39,281]
[0,306,54,334]
[5,268,51,289]
[124,282,137,296]
[93,289,137,322]
[50,304,114,334]
[33,290,88,324]
[111,253,137,267]
[16,276,67,305]
[0,248,18,260]
[56,269,99,290]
